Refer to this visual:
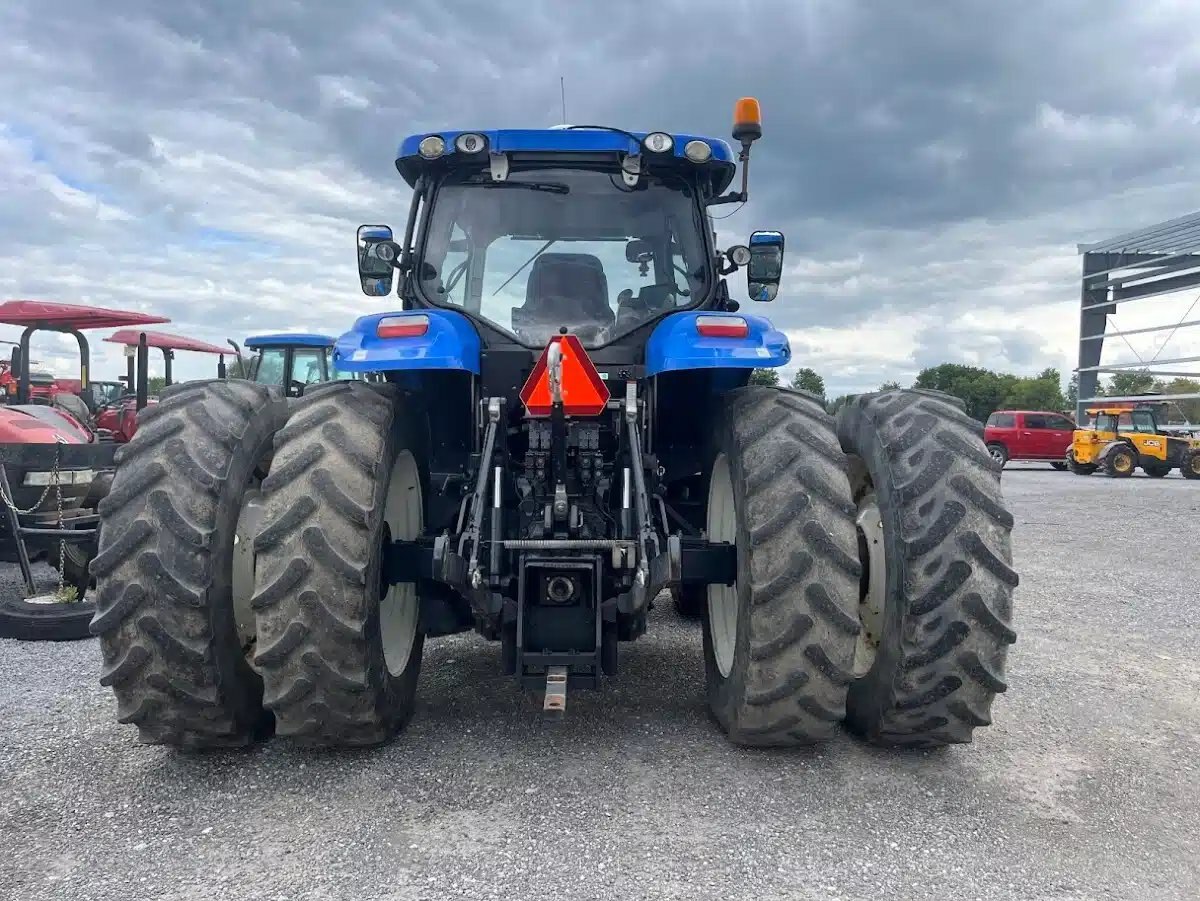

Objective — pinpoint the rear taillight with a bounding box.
[696,314,749,338]
[377,314,430,338]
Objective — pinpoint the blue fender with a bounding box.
[644,311,790,377]
[333,309,481,375]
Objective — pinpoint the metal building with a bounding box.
[1077,210,1200,425]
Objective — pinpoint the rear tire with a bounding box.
[1143,464,1171,478]
[986,443,1008,468]
[1102,445,1136,478]
[702,387,860,747]
[90,380,288,748]
[252,381,425,748]
[835,389,1017,747]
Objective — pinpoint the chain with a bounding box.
[53,441,66,593]
[0,462,58,516]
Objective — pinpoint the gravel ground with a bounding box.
[2,465,1199,901]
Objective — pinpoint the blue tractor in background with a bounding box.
[91,99,1017,751]
[230,332,362,396]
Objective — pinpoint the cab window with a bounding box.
[1023,413,1049,429]
[292,348,326,385]
[251,349,286,386]
[1130,410,1156,433]
[1044,415,1074,430]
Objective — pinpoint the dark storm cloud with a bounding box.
[2,0,1199,386]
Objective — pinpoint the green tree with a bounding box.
[1106,369,1158,397]
[878,380,902,391]
[790,367,825,397]
[748,368,780,387]
[913,363,1010,422]
[1161,377,1200,423]
[1065,373,1078,408]
[1001,367,1064,413]
[147,376,167,396]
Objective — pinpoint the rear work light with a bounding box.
[696,315,749,338]
[377,315,430,338]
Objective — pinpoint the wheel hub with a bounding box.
[380,450,422,676]
[231,490,265,649]
[706,453,738,679]
[853,492,886,678]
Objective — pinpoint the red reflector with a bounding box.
[519,335,610,417]
[377,314,429,338]
[696,315,749,338]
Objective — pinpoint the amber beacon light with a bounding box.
[733,97,762,144]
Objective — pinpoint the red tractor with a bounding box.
[94,329,232,442]
[0,300,167,640]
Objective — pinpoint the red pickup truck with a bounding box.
[984,410,1076,469]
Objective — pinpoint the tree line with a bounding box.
[750,365,1200,423]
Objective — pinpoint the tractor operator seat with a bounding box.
[512,253,614,343]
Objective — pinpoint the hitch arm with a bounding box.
[623,382,660,582]
[460,397,503,586]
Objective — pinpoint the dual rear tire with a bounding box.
[91,380,426,750]
[701,388,1017,747]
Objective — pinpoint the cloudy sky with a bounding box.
[3,0,1200,396]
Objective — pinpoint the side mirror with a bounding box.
[747,230,784,302]
[357,224,396,297]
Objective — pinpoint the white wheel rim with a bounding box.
[707,453,738,678]
[989,446,1004,464]
[380,450,422,676]
[853,492,886,678]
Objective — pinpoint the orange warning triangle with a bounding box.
[520,334,610,417]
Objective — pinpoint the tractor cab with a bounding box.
[352,115,784,354]
[240,333,359,397]
[98,329,232,442]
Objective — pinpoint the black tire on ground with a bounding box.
[1050,461,1068,471]
[1066,450,1096,476]
[1102,445,1136,478]
[702,387,860,747]
[252,381,426,748]
[89,380,289,749]
[1181,450,1200,480]
[0,595,94,641]
[835,389,1017,747]
[1143,464,1171,478]
[986,443,1008,468]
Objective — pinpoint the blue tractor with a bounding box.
[232,332,362,396]
[90,99,1017,751]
